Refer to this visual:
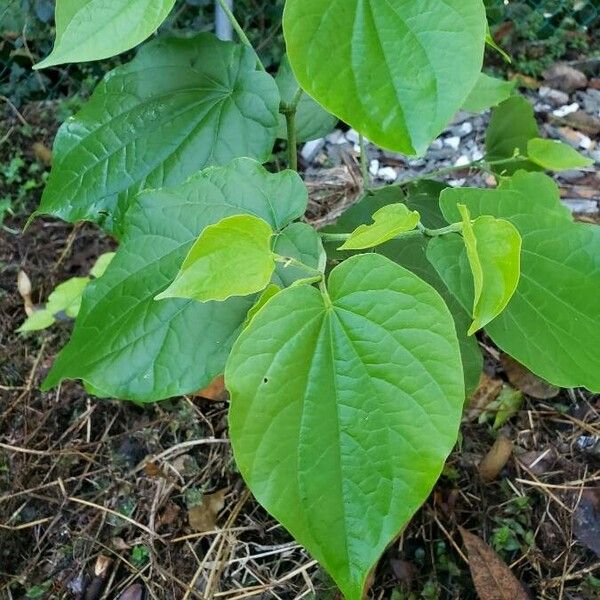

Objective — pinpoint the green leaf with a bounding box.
[339,204,420,251]
[46,276,91,318]
[90,252,116,278]
[18,309,56,333]
[430,171,600,392]
[157,215,275,303]
[37,35,280,235]
[324,184,482,397]
[34,0,176,69]
[272,222,326,287]
[463,73,516,113]
[226,254,464,600]
[244,284,281,327]
[527,138,594,171]
[283,0,486,155]
[42,159,307,402]
[431,205,521,335]
[486,96,540,174]
[275,55,338,143]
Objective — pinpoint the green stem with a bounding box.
[215,0,267,72]
[417,222,463,237]
[359,134,371,191]
[280,88,303,172]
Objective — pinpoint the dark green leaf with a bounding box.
[42,159,307,401]
[37,35,280,235]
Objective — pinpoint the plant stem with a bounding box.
[417,222,463,237]
[359,134,371,191]
[281,88,303,171]
[214,0,267,72]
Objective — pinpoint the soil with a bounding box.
[1,102,599,600]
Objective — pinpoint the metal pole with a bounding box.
[215,0,234,41]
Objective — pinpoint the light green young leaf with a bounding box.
[42,159,307,402]
[486,96,540,174]
[90,252,116,278]
[323,183,482,398]
[35,0,176,69]
[527,138,593,171]
[429,171,600,392]
[283,0,486,155]
[275,55,338,143]
[338,204,420,251]
[46,277,91,318]
[37,35,280,235]
[463,73,516,113]
[452,205,522,335]
[18,309,56,333]
[156,215,275,303]
[226,254,464,600]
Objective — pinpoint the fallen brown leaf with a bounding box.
[573,488,600,557]
[468,373,503,421]
[195,374,228,401]
[479,436,514,482]
[459,527,529,600]
[500,355,559,399]
[32,141,52,165]
[158,501,181,529]
[188,488,228,532]
[117,583,144,600]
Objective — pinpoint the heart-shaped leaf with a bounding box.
[157,215,275,303]
[42,159,306,401]
[283,0,486,155]
[226,254,464,600]
[35,0,176,69]
[37,35,280,235]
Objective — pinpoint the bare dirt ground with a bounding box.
[1,103,599,600]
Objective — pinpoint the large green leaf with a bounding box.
[35,0,176,69]
[283,0,487,155]
[157,215,276,303]
[226,253,464,600]
[42,159,307,401]
[463,73,516,113]
[430,171,600,392]
[485,96,540,174]
[36,35,280,235]
[275,55,338,143]
[324,185,483,397]
[527,138,594,171]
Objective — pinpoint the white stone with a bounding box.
[345,128,360,144]
[449,178,466,187]
[326,130,346,144]
[472,148,485,162]
[377,167,398,183]
[430,139,444,151]
[444,136,461,151]
[300,139,325,163]
[369,159,380,176]
[579,135,592,150]
[454,155,471,167]
[458,122,474,136]
[552,102,580,118]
